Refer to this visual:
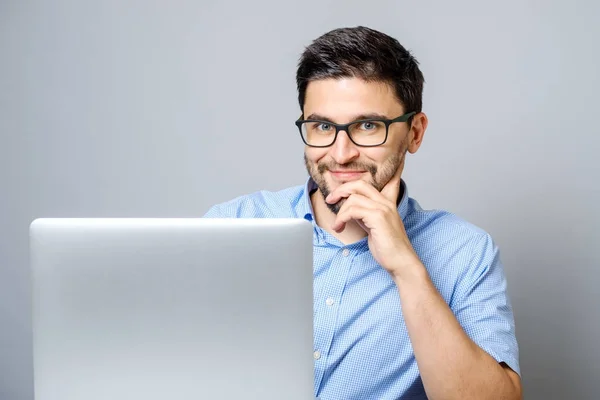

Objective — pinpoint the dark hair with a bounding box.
[296,26,424,121]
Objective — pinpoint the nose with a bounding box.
[330,129,360,164]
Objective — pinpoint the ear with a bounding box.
[407,112,428,154]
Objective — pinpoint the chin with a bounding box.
[326,197,345,215]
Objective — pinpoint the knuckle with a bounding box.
[376,208,386,218]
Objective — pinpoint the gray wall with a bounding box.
[1,0,598,399]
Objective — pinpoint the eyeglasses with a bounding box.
[295,111,416,148]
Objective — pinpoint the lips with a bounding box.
[329,170,366,180]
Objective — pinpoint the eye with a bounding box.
[358,121,378,130]
[317,123,333,131]
[351,121,385,136]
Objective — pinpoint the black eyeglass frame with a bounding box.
[295,111,417,148]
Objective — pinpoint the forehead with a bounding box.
[303,77,404,122]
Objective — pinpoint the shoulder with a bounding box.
[405,197,502,282]
[406,196,493,248]
[202,184,307,218]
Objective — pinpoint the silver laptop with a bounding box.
[30,218,315,400]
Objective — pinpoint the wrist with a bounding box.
[390,257,429,286]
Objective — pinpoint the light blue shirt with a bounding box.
[203,178,520,400]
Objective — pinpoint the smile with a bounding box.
[329,170,366,180]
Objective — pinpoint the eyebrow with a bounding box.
[304,112,390,122]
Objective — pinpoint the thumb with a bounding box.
[380,168,402,205]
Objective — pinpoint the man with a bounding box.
[203,26,521,400]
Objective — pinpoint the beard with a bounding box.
[304,146,406,215]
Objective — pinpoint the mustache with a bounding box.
[317,161,378,176]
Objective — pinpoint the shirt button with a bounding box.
[313,350,321,360]
[326,298,335,306]
[342,248,350,257]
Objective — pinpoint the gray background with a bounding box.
[1,0,598,399]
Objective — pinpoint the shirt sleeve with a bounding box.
[202,204,225,218]
[450,232,521,376]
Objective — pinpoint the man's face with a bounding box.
[303,77,412,214]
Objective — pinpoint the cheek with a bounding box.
[361,148,389,164]
[305,148,329,164]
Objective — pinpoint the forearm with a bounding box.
[393,264,520,400]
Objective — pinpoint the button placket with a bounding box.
[313,246,355,391]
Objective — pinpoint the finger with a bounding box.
[332,204,372,233]
[335,194,386,233]
[333,197,389,233]
[336,193,386,213]
[326,180,387,206]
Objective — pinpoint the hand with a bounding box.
[325,171,420,277]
